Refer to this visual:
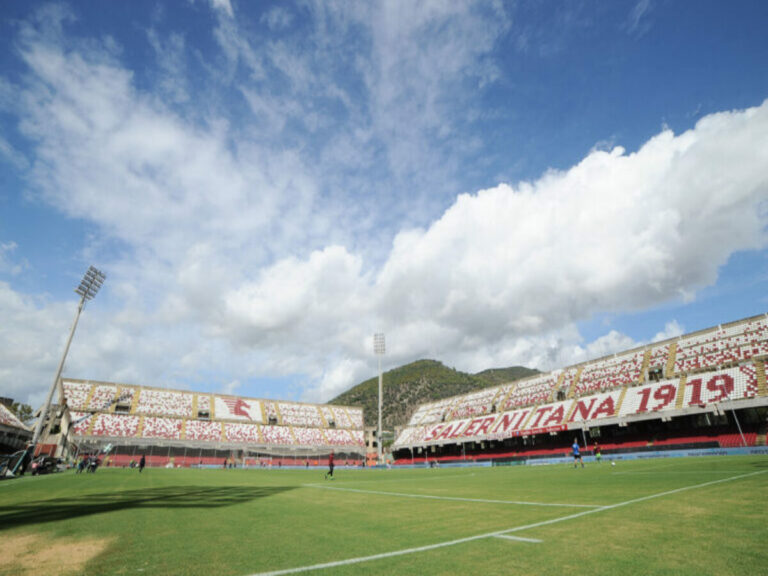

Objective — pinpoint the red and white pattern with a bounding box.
[574,351,644,396]
[91,413,139,437]
[502,373,559,410]
[292,426,325,446]
[68,411,93,435]
[136,390,194,417]
[324,428,362,446]
[0,403,28,430]
[409,398,458,426]
[674,318,768,374]
[619,379,681,417]
[449,388,501,420]
[63,381,91,410]
[647,343,671,370]
[214,396,262,422]
[142,416,182,439]
[565,390,622,424]
[347,408,364,428]
[279,403,323,427]
[320,406,353,429]
[260,425,293,445]
[681,364,760,407]
[197,394,211,412]
[224,423,261,444]
[88,385,118,411]
[186,420,222,442]
[263,401,279,422]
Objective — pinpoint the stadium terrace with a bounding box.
[32,381,365,468]
[393,313,768,462]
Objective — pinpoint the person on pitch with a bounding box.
[572,438,584,468]
[325,451,335,480]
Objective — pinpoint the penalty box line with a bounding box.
[252,470,767,576]
[302,484,603,508]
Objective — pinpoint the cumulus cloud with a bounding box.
[1,3,767,408]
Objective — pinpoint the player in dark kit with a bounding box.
[325,451,335,480]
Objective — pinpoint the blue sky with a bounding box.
[0,0,767,408]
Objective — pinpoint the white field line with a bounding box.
[251,470,766,576]
[326,471,477,485]
[493,535,543,543]
[302,484,603,508]
[611,469,755,476]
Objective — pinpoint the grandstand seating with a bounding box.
[186,420,222,442]
[347,408,364,428]
[449,388,501,420]
[142,416,183,440]
[394,314,768,450]
[61,379,365,454]
[136,390,194,418]
[674,317,768,374]
[292,426,325,446]
[91,413,139,438]
[263,401,279,422]
[224,422,261,444]
[63,381,91,410]
[619,379,681,417]
[260,425,293,445]
[279,403,324,427]
[573,350,644,396]
[0,403,28,430]
[88,385,117,411]
[408,398,459,426]
[501,373,559,410]
[320,405,353,428]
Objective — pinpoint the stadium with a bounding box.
[3,313,768,575]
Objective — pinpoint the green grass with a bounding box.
[1,456,767,575]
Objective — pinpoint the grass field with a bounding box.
[2,456,767,576]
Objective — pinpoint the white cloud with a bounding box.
[1,4,767,410]
[209,0,233,19]
[0,242,29,276]
[652,320,684,343]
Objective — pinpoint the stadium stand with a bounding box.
[0,402,31,453]
[394,314,768,458]
[58,380,365,464]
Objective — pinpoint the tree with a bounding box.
[10,402,34,426]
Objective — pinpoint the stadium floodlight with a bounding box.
[30,266,106,451]
[374,333,385,465]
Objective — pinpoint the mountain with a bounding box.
[329,359,539,430]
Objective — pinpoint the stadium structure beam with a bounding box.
[30,266,106,450]
[374,333,385,465]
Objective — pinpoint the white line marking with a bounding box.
[251,470,766,576]
[302,484,603,508]
[493,535,542,543]
[611,469,754,476]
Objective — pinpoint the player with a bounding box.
[139,454,146,473]
[593,442,602,464]
[325,451,335,480]
[572,438,584,468]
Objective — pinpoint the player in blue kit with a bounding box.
[572,439,584,468]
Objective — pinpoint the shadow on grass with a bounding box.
[0,485,293,530]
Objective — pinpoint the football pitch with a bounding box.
[2,456,767,576]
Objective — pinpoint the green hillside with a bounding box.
[329,359,538,429]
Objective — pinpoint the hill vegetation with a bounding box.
[329,359,538,429]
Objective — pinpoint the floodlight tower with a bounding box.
[31,266,106,449]
[374,333,385,465]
